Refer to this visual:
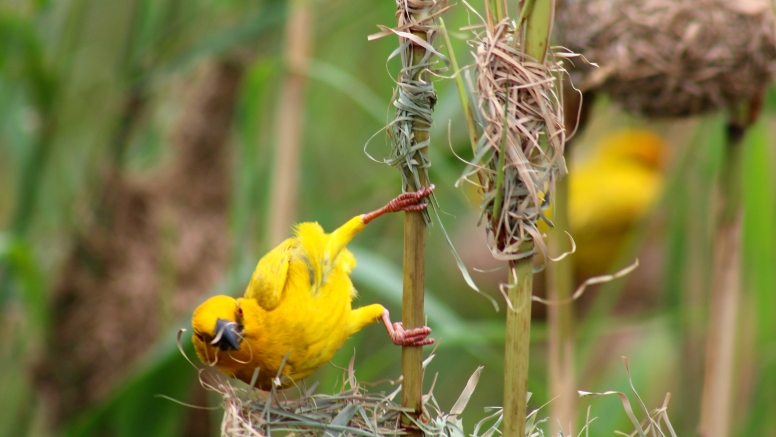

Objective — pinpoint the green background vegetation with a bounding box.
[1,0,775,436]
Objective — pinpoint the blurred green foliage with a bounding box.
[1,1,775,437]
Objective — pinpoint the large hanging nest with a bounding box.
[557,0,776,117]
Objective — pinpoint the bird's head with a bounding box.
[191,295,245,362]
[595,129,667,170]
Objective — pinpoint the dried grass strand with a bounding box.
[366,0,450,220]
[174,336,492,437]
[459,14,569,266]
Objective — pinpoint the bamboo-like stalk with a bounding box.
[698,105,749,437]
[402,207,426,437]
[502,2,554,436]
[266,0,311,247]
[401,26,432,437]
[503,256,534,437]
[522,0,552,63]
[547,174,575,436]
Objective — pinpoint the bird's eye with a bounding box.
[194,332,204,341]
[237,307,243,318]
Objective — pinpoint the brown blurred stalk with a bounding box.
[698,103,752,437]
[547,174,575,436]
[266,0,311,246]
[546,78,589,437]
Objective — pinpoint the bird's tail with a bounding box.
[293,217,363,294]
[293,222,328,291]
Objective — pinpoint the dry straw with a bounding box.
[177,329,490,437]
[459,9,568,264]
[453,1,571,435]
[557,0,776,117]
[367,0,452,218]
[579,358,678,437]
[368,0,486,301]
[207,364,549,437]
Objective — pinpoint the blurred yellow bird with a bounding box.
[548,129,667,278]
[191,187,435,390]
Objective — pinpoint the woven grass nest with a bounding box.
[557,0,776,117]
[459,15,567,264]
[181,343,501,437]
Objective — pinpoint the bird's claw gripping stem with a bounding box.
[381,311,434,347]
[362,185,435,225]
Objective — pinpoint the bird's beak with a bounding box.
[212,319,242,351]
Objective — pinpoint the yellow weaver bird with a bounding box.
[545,129,666,278]
[191,187,435,390]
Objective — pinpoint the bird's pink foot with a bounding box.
[362,185,435,224]
[381,311,434,347]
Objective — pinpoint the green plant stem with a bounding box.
[401,20,432,437]
[547,174,575,436]
[504,256,533,437]
[439,19,479,154]
[503,2,553,436]
[402,208,426,437]
[522,0,552,64]
[492,0,505,22]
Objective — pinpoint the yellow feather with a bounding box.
[542,129,666,278]
[191,214,386,390]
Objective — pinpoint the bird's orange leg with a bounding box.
[381,310,434,346]
[361,185,435,225]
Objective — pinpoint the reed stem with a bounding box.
[502,2,553,436]
[400,12,432,437]
[698,106,749,437]
[522,0,552,64]
[503,256,534,437]
[402,208,426,436]
[546,74,586,437]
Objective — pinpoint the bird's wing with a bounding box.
[244,238,296,311]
